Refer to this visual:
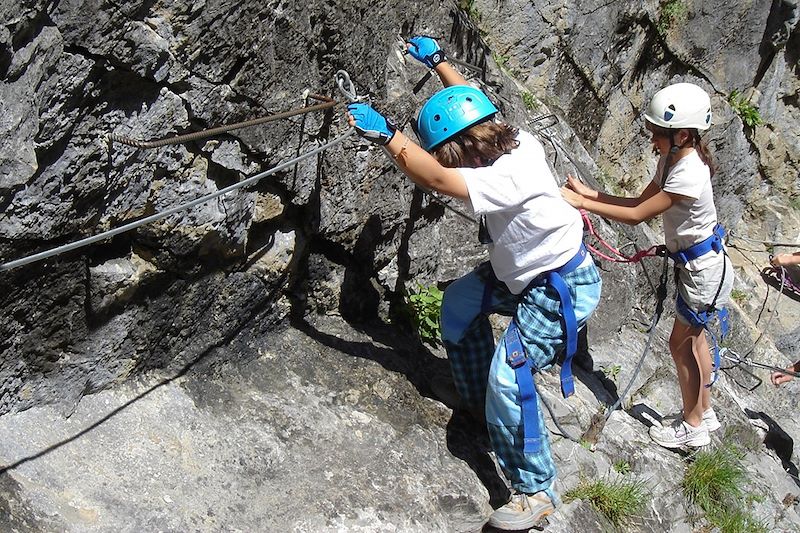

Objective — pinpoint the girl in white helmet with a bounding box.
[562,82,734,449]
[348,36,602,530]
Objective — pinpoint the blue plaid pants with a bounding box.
[441,260,602,497]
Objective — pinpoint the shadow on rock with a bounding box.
[293,316,513,506]
[746,408,800,489]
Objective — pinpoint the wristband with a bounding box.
[427,50,446,68]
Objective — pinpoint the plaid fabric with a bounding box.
[441,260,602,496]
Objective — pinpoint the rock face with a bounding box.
[1,0,799,531]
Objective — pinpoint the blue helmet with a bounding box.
[416,86,498,150]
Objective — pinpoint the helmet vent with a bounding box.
[434,114,441,121]
[466,97,473,102]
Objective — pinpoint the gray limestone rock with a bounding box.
[2,0,800,531]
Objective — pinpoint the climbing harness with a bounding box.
[669,223,726,265]
[497,243,591,452]
[669,223,730,386]
[539,244,591,398]
[109,94,337,149]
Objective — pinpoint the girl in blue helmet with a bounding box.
[561,82,734,449]
[347,36,602,530]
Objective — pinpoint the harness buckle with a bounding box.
[507,349,528,369]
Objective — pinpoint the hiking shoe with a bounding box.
[487,491,555,530]
[649,419,710,449]
[702,408,721,432]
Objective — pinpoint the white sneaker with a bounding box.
[650,419,710,449]
[488,491,555,530]
[702,408,721,432]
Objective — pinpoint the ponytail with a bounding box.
[692,130,716,177]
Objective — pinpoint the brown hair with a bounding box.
[692,130,716,177]
[430,120,519,168]
[645,123,716,177]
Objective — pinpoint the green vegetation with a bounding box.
[612,460,632,475]
[730,288,748,305]
[601,363,622,383]
[657,0,688,36]
[459,0,481,21]
[564,476,646,529]
[682,445,767,533]
[406,283,444,347]
[729,90,764,128]
[521,90,540,111]
[492,52,510,69]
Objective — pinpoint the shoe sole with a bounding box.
[487,507,554,530]
[651,434,711,448]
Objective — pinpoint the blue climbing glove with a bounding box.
[347,103,397,145]
[407,36,446,68]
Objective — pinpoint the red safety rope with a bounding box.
[580,210,664,263]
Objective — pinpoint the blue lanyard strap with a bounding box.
[543,244,587,398]
[505,320,542,453]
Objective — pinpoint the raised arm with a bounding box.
[406,36,469,87]
[347,103,468,200]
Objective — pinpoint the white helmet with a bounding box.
[644,82,712,130]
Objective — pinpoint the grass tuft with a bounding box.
[564,476,646,528]
[682,445,768,533]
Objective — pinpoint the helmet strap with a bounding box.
[660,133,680,188]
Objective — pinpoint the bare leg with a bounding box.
[668,320,708,427]
[695,331,712,412]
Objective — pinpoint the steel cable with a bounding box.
[0,130,355,272]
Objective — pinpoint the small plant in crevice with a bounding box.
[459,0,482,22]
[564,475,647,529]
[521,90,540,111]
[682,444,768,533]
[492,51,510,69]
[406,283,444,347]
[657,0,688,36]
[613,459,632,475]
[730,288,749,305]
[601,363,622,383]
[729,90,764,128]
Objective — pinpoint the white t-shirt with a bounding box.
[458,130,585,294]
[653,150,719,271]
